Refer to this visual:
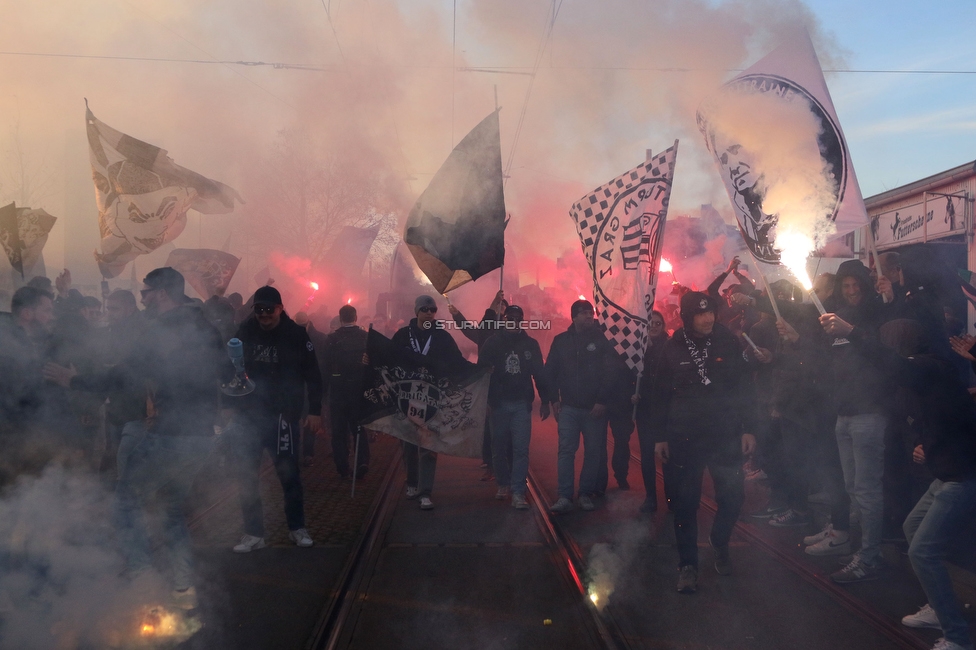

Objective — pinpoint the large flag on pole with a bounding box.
[404,110,506,293]
[569,143,678,372]
[164,248,241,299]
[0,202,57,278]
[361,329,489,458]
[696,30,867,279]
[86,103,243,279]
[325,225,379,281]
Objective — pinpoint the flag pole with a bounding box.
[746,250,783,321]
[495,85,505,294]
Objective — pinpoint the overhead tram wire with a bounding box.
[6,51,976,76]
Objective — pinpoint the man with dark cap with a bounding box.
[320,304,370,479]
[649,291,758,594]
[545,299,616,514]
[391,294,466,510]
[478,304,553,509]
[229,285,322,552]
[44,267,231,610]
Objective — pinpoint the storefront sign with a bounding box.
[870,192,965,247]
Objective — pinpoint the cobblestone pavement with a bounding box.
[189,431,399,550]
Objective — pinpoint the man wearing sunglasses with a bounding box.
[229,285,323,553]
[390,294,465,510]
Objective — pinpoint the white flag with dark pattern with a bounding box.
[86,103,243,279]
[569,143,678,373]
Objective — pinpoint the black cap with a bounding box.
[143,267,186,299]
[253,285,282,306]
[503,304,524,321]
[680,291,717,321]
[571,299,594,318]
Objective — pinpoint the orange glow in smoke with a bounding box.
[659,258,673,274]
[141,624,155,636]
[309,281,319,291]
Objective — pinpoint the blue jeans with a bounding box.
[904,479,976,649]
[835,413,886,564]
[490,401,532,496]
[556,405,608,499]
[115,421,215,590]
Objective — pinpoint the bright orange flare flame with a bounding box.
[141,624,154,635]
[659,258,673,274]
[310,282,319,291]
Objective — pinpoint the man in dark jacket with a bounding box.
[230,285,322,553]
[45,267,231,610]
[650,292,758,594]
[320,304,370,479]
[545,300,616,514]
[478,305,552,509]
[818,260,888,582]
[391,294,466,510]
[827,315,976,650]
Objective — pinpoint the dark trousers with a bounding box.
[330,394,370,475]
[671,442,745,568]
[637,425,678,509]
[236,415,305,537]
[764,417,813,511]
[609,406,634,484]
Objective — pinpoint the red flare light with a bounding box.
[346,298,352,305]
[309,281,319,291]
[659,258,673,274]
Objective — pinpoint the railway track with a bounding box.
[304,450,626,650]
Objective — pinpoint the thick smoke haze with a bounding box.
[0,0,843,304]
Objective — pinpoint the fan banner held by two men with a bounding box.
[360,329,489,458]
[86,104,243,279]
[0,202,57,278]
[164,248,241,300]
[404,110,506,294]
[696,30,868,277]
[569,144,678,372]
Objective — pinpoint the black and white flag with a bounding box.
[569,144,677,372]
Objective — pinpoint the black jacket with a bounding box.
[72,304,231,437]
[544,323,616,409]
[320,325,369,396]
[850,328,976,482]
[478,328,552,407]
[234,313,323,420]
[391,318,466,374]
[646,324,757,450]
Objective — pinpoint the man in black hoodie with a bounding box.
[545,299,616,514]
[818,260,888,583]
[320,304,369,479]
[478,305,553,509]
[649,291,758,594]
[230,285,322,553]
[824,315,976,650]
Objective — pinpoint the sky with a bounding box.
[1,0,975,295]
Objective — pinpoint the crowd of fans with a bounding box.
[0,247,974,650]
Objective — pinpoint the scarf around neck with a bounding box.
[682,330,712,386]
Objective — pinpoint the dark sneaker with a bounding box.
[578,495,596,511]
[901,604,941,630]
[616,477,630,490]
[769,509,811,528]
[512,493,529,510]
[550,497,574,514]
[495,487,510,500]
[830,555,882,584]
[676,565,698,594]
[639,498,658,514]
[751,504,788,519]
[710,536,731,576]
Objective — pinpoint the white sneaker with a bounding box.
[902,604,942,629]
[804,528,851,556]
[289,528,314,548]
[233,534,266,553]
[419,496,434,510]
[803,523,833,546]
[495,487,510,500]
[931,638,968,650]
[405,486,420,499]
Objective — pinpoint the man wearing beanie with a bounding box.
[545,299,616,513]
[390,294,466,510]
[648,291,758,594]
[229,285,322,553]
